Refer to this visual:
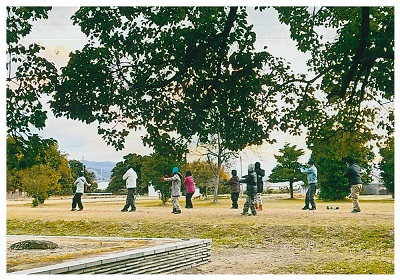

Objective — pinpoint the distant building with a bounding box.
[97,181,109,191]
[364,172,386,195]
[264,181,304,193]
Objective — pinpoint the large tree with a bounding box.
[6,7,58,138]
[50,6,282,152]
[275,6,394,148]
[273,7,393,201]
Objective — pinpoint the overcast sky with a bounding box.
[6,1,394,177]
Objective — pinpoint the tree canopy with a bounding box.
[50,7,282,154]
[6,7,394,201]
[276,6,394,143]
[6,6,58,138]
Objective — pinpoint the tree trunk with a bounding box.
[289,180,294,199]
[213,174,220,203]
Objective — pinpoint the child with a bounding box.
[183,170,196,209]
[162,166,183,214]
[225,169,240,209]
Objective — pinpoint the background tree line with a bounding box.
[6,134,98,206]
[6,6,394,202]
[107,153,230,204]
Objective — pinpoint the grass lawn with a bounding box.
[6,194,395,274]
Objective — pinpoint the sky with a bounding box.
[5,1,396,178]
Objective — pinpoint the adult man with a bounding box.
[121,165,138,212]
[254,162,265,210]
[300,159,318,210]
[344,157,363,213]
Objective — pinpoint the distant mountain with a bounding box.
[84,161,117,181]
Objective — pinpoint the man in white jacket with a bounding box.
[121,166,138,212]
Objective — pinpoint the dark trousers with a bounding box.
[305,183,317,208]
[72,193,83,209]
[231,192,239,208]
[185,192,194,208]
[243,195,256,215]
[122,188,136,210]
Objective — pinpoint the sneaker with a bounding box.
[129,209,136,212]
[302,206,309,210]
[310,207,316,210]
[351,209,361,213]
[121,209,128,212]
[174,210,182,214]
[77,209,83,211]
[70,208,76,211]
[241,212,248,215]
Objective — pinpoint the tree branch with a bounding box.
[328,7,370,99]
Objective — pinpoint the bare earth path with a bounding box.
[6,194,395,275]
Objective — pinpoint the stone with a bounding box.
[10,240,59,250]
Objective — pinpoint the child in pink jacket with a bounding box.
[183,170,196,209]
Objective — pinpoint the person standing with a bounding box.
[121,166,138,212]
[183,170,196,209]
[225,169,240,209]
[240,164,258,216]
[300,159,318,210]
[254,162,265,211]
[163,166,183,214]
[344,157,363,213]
[71,171,90,211]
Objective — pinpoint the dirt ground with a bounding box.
[6,195,395,275]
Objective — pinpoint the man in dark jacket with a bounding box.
[239,164,257,216]
[344,157,363,213]
[254,162,265,210]
[225,169,240,209]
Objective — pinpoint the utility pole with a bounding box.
[240,155,242,177]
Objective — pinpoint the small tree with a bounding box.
[68,159,97,192]
[141,153,180,204]
[19,164,61,206]
[309,123,375,201]
[107,153,146,195]
[268,143,305,199]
